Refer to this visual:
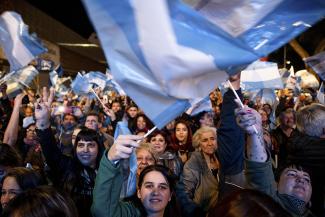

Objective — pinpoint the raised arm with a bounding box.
[235,104,277,199]
[92,134,142,217]
[3,93,25,146]
[217,73,245,176]
[34,87,72,176]
[234,103,266,162]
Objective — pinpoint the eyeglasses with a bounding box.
[26,128,36,133]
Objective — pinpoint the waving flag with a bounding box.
[304,51,325,80]
[113,121,137,198]
[84,71,107,89]
[71,73,91,95]
[0,11,47,71]
[241,60,283,90]
[82,0,325,129]
[186,96,212,116]
[105,69,126,96]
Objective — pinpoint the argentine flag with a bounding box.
[82,0,325,129]
[0,11,47,71]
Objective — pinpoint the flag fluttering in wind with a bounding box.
[4,65,39,98]
[241,60,283,90]
[0,11,47,71]
[186,97,212,116]
[71,73,91,95]
[304,51,325,80]
[105,69,126,96]
[82,0,325,129]
[84,71,107,89]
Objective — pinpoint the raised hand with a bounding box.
[34,87,54,130]
[234,99,266,162]
[107,135,143,162]
[103,106,116,121]
[42,87,55,108]
[234,99,262,135]
[14,93,26,107]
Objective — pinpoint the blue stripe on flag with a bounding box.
[0,11,47,71]
[82,0,325,129]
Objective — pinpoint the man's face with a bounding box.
[85,115,100,131]
[63,114,76,125]
[111,102,121,113]
[76,140,99,168]
[278,168,312,203]
[281,112,295,129]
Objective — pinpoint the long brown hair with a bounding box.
[170,119,194,152]
[2,186,78,217]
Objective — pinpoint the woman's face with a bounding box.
[137,149,155,176]
[175,123,188,143]
[150,134,167,155]
[137,116,147,130]
[127,107,138,118]
[26,125,37,140]
[137,171,171,216]
[200,131,217,155]
[258,110,268,122]
[1,176,21,208]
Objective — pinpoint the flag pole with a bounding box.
[136,126,157,144]
[227,80,258,134]
[90,88,107,108]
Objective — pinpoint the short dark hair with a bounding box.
[208,189,292,217]
[86,111,100,121]
[74,128,101,147]
[275,163,311,182]
[2,186,78,217]
[147,130,170,146]
[63,113,77,122]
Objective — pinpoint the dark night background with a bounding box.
[26,0,325,72]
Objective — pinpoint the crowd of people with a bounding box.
[0,72,324,217]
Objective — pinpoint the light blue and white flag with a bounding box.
[186,96,212,116]
[317,81,325,104]
[304,51,325,80]
[0,11,47,71]
[113,121,137,198]
[241,60,284,90]
[82,0,325,129]
[71,73,91,95]
[4,65,39,98]
[105,69,126,96]
[84,71,107,89]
